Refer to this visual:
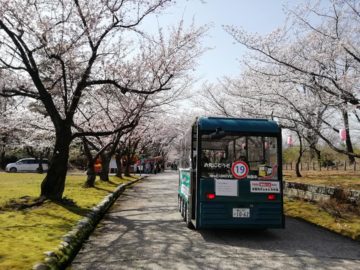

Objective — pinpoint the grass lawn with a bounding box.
[283,170,360,190]
[284,197,360,240]
[283,170,360,240]
[0,172,137,270]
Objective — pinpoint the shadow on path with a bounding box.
[71,172,360,270]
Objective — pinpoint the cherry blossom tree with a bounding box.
[0,97,56,172]
[220,0,360,163]
[77,66,194,184]
[0,0,206,200]
[0,96,18,168]
[77,91,145,186]
[112,110,198,176]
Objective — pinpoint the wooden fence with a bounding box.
[282,161,358,171]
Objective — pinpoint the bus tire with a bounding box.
[182,200,186,221]
[178,196,181,212]
[180,198,185,218]
[185,203,194,229]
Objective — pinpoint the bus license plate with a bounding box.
[233,208,250,218]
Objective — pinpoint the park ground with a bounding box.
[0,170,359,269]
[0,172,138,270]
[283,170,360,190]
[283,169,360,240]
[71,172,360,270]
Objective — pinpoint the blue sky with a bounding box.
[149,0,304,83]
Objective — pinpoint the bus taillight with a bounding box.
[267,194,276,200]
[206,193,216,200]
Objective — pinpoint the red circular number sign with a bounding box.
[231,161,249,179]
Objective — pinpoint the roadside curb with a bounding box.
[283,181,360,205]
[32,176,144,270]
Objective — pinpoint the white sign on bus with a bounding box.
[204,163,231,169]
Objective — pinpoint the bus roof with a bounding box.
[197,117,280,134]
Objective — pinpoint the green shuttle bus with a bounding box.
[178,117,285,229]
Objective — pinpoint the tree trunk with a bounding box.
[84,159,96,187]
[308,143,320,161]
[295,132,303,177]
[40,128,72,200]
[124,164,130,177]
[124,154,131,177]
[82,138,98,187]
[0,149,5,170]
[314,148,321,166]
[342,111,355,164]
[115,153,123,178]
[36,157,44,174]
[99,154,110,181]
[295,159,302,177]
[311,147,322,170]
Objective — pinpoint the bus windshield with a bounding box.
[201,134,278,180]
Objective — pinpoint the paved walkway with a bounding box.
[71,171,360,270]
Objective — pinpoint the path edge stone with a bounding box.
[32,177,144,270]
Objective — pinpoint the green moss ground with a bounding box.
[284,197,360,241]
[0,172,136,270]
[283,170,360,240]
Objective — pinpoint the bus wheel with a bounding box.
[180,198,185,218]
[182,200,187,220]
[178,196,181,212]
[185,204,194,229]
